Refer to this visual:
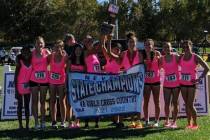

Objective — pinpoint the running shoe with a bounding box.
[191,125,199,130]
[170,122,178,129]
[128,122,136,128]
[135,121,143,129]
[95,124,99,128]
[153,121,159,128]
[164,121,171,128]
[60,122,66,128]
[52,121,58,129]
[185,125,192,129]
[84,124,89,129]
[144,121,151,127]
[75,123,80,128]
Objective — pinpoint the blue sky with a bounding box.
[97,0,108,4]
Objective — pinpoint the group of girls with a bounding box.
[14,32,209,130]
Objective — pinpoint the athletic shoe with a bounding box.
[191,125,199,130]
[170,123,178,129]
[135,121,143,129]
[185,125,192,129]
[84,124,89,129]
[60,122,66,128]
[95,124,99,128]
[52,121,58,129]
[153,121,159,128]
[128,122,136,128]
[75,123,80,128]
[144,121,151,127]
[69,123,80,129]
[164,121,171,128]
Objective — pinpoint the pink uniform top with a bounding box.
[30,49,49,83]
[121,50,140,70]
[71,64,84,72]
[17,60,32,94]
[49,54,66,85]
[104,58,121,74]
[85,54,101,73]
[162,55,179,87]
[145,56,160,83]
[180,53,197,85]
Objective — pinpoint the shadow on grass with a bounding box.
[0,127,182,139]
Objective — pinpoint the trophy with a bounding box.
[100,3,119,36]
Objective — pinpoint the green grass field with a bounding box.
[0,117,210,140]
[0,62,210,140]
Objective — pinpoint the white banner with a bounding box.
[68,64,145,118]
[1,65,31,120]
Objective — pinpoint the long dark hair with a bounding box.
[145,38,155,60]
[70,44,85,65]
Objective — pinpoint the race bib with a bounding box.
[35,71,46,79]
[165,74,177,81]
[94,64,101,72]
[181,73,191,81]
[51,73,61,80]
[145,71,155,78]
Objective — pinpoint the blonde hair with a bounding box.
[163,41,172,48]
[55,40,64,48]
[145,38,154,46]
[35,36,44,43]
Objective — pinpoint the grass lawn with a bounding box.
[0,63,210,139]
[0,117,210,140]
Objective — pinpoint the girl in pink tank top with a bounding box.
[30,48,49,83]
[68,44,85,128]
[70,45,85,72]
[180,53,197,86]
[180,40,209,130]
[121,33,143,72]
[160,42,180,128]
[14,47,32,129]
[48,40,69,128]
[30,36,50,129]
[100,34,124,127]
[101,35,122,74]
[143,38,161,127]
[144,56,160,83]
[83,35,101,128]
[120,32,143,128]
